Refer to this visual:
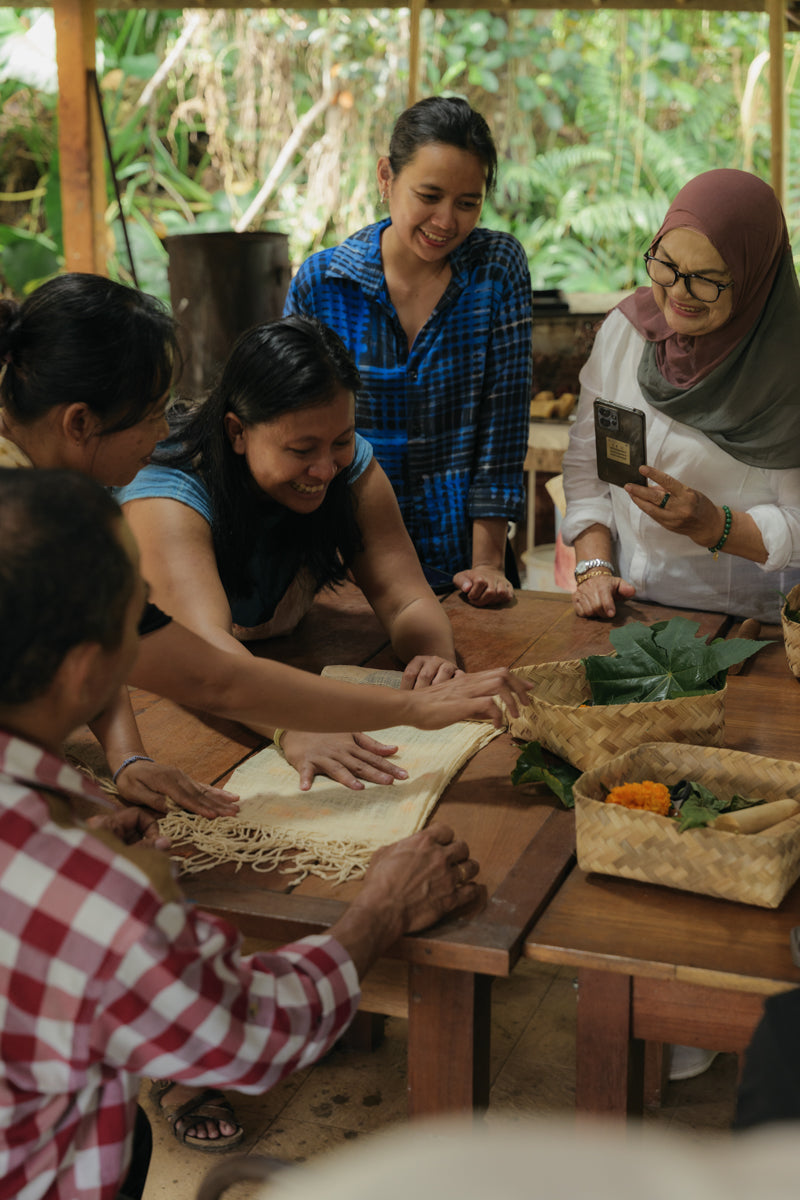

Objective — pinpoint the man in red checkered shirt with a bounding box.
[0,471,480,1200]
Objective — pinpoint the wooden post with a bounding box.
[408,0,424,107]
[768,0,785,206]
[53,0,107,274]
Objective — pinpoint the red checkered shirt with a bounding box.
[0,731,360,1200]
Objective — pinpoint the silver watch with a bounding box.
[574,558,615,580]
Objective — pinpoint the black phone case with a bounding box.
[594,398,647,488]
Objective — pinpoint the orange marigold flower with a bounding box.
[605,780,671,816]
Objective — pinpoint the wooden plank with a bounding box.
[357,959,410,1019]
[87,0,769,12]
[414,808,575,971]
[408,0,423,106]
[526,867,800,991]
[53,0,105,273]
[768,0,786,205]
[407,965,491,1115]
[511,599,730,668]
[632,977,769,1052]
[643,1041,669,1109]
[575,969,644,1116]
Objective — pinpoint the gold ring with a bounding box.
[658,491,670,509]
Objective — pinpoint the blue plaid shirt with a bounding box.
[284,220,532,575]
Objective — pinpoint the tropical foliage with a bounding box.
[0,7,796,303]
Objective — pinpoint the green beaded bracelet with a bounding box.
[709,505,732,559]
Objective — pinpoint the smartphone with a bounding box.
[593,397,647,488]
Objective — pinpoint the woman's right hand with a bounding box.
[572,573,636,619]
[280,731,409,791]
[401,667,534,729]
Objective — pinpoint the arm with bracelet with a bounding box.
[570,524,636,621]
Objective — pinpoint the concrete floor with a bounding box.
[141,958,740,1200]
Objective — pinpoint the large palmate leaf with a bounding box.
[583,617,769,705]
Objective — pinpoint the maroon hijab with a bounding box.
[618,169,788,388]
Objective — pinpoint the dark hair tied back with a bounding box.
[388,95,497,194]
[0,274,178,434]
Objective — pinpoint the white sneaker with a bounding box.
[668,1045,719,1081]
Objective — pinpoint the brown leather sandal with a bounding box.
[150,1080,244,1153]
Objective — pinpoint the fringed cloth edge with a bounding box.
[160,716,501,885]
[160,812,377,883]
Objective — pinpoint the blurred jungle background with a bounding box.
[0,6,796,303]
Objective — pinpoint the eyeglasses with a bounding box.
[643,253,734,304]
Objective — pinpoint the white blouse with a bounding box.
[561,308,800,623]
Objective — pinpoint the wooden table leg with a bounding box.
[576,968,644,1117]
[643,1041,669,1109]
[340,1012,386,1053]
[407,964,492,1116]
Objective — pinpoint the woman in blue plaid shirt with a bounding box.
[285,96,532,607]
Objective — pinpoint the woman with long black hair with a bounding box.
[118,314,481,792]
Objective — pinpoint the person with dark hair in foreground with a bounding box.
[734,987,800,1129]
[0,469,480,1200]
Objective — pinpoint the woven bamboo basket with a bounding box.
[575,741,800,907]
[781,582,800,678]
[508,659,725,772]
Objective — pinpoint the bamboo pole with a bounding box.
[408,0,424,107]
[53,0,107,274]
[767,0,785,206]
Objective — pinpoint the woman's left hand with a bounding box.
[453,565,515,607]
[625,466,722,547]
[401,655,464,689]
[113,758,240,819]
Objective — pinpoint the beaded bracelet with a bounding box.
[272,729,286,757]
[112,754,154,784]
[708,505,732,559]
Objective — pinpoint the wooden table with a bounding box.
[523,625,800,1117]
[67,588,733,1116]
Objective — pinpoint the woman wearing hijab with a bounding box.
[562,168,800,624]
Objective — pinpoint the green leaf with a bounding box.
[583,617,769,705]
[672,783,725,831]
[670,780,766,831]
[780,591,800,624]
[511,741,581,809]
[728,794,767,812]
[0,227,60,294]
